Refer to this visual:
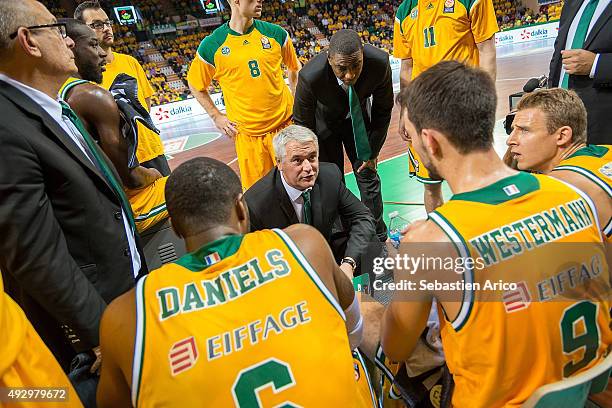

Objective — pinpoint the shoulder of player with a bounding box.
[283,224,327,254]
[253,20,288,46]
[395,0,417,22]
[404,218,449,244]
[100,287,136,338]
[196,25,232,65]
[551,168,607,197]
[67,83,118,116]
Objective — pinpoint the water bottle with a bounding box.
[388,211,410,249]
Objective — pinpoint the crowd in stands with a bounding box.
[63,0,564,107]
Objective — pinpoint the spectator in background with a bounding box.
[245,125,376,277]
[0,0,144,385]
[548,0,612,145]
[75,1,171,176]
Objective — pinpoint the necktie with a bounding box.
[348,85,372,161]
[60,101,136,232]
[561,0,599,88]
[301,190,312,225]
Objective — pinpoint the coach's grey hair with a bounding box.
[273,125,319,162]
[0,0,38,55]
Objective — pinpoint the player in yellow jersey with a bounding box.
[383,62,611,407]
[0,270,83,408]
[187,0,301,189]
[507,88,611,242]
[393,0,498,212]
[74,2,169,176]
[60,19,168,233]
[97,157,370,407]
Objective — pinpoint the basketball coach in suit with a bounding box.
[0,0,144,370]
[245,125,376,277]
[549,0,612,144]
[293,29,394,243]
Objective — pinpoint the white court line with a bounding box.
[226,157,238,166]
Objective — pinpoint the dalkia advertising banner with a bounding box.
[495,21,559,46]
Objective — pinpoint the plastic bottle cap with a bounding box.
[389,211,399,218]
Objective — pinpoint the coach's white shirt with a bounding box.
[0,73,141,277]
[558,0,612,86]
[280,171,312,224]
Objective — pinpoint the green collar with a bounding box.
[176,234,244,272]
[567,145,609,160]
[227,20,257,36]
[451,172,540,205]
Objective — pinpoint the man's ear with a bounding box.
[168,218,182,239]
[555,126,574,147]
[17,29,43,58]
[421,129,442,159]
[236,193,250,232]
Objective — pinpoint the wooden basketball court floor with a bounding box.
[164,40,555,225]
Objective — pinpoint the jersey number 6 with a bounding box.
[232,358,299,407]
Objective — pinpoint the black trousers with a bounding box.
[318,124,388,242]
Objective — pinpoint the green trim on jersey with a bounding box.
[253,20,288,46]
[567,144,610,159]
[451,172,540,205]
[395,0,418,33]
[59,78,89,100]
[175,234,244,271]
[457,0,477,15]
[196,23,232,66]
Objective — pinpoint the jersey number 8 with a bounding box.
[248,60,261,78]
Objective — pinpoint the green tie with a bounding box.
[301,190,312,225]
[60,101,136,232]
[348,85,372,161]
[561,0,599,88]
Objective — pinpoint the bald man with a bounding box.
[0,0,144,379]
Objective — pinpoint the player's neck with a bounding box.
[555,142,586,169]
[184,226,242,253]
[229,14,255,34]
[104,48,115,63]
[443,149,518,195]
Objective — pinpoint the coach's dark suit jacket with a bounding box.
[293,44,394,158]
[549,0,612,144]
[244,163,376,263]
[0,80,144,368]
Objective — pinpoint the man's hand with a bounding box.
[213,114,238,139]
[90,346,102,374]
[339,262,355,279]
[562,49,596,75]
[357,158,378,173]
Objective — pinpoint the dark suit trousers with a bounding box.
[318,120,388,241]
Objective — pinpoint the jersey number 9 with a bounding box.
[560,301,600,378]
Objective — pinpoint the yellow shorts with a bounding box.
[235,119,292,190]
[127,176,169,233]
[353,349,378,408]
[0,298,83,407]
[408,147,443,184]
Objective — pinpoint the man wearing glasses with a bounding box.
[0,0,144,399]
[74,1,170,176]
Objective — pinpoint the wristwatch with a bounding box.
[341,257,357,271]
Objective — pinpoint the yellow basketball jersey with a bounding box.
[127,176,168,233]
[59,78,168,233]
[553,144,612,241]
[0,275,83,407]
[353,349,378,408]
[187,20,299,136]
[132,229,363,407]
[393,0,499,78]
[101,52,164,164]
[429,172,611,407]
[408,147,443,184]
[374,345,406,408]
